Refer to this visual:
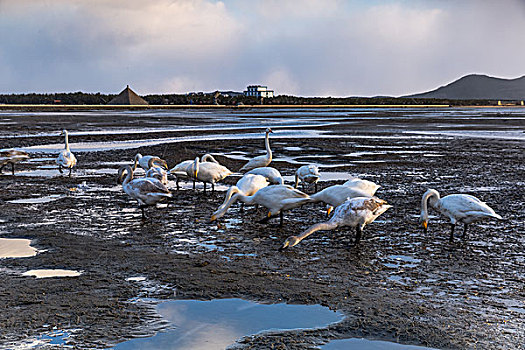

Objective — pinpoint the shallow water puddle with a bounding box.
[9,328,73,350]
[283,171,355,183]
[22,269,82,278]
[113,298,343,350]
[0,238,38,258]
[321,338,438,350]
[8,195,64,204]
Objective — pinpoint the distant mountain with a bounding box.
[405,74,525,100]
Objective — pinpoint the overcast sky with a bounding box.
[1,0,524,96]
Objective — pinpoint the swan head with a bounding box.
[192,157,199,179]
[326,205,334,217]
[117,165,132,184]
[279,236,300,251]
[266,127,273,134]
[60,129,67,136]
[210,214,218,222]
[148,157,168,170]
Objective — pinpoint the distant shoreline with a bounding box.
[0,103,455,111]
[3,104,525,111]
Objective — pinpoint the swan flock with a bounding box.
[7,127,504,249]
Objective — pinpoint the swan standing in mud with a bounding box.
[133,153,168,171]
[295,165,321,192]
[0,149,29,175]
[56,129,77,177]
[190,157,232,194]
[240,128,273,172]
[215,185,310,226]
[420,189,502,242]
[246,166,284,185]
[210,174,269,221]
[280,197,392,250]
[169,154,218,190]
[309,185,372,216]
[343,178,380,196]
[117,165,172,219]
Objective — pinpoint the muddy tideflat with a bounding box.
[0,107,523,349]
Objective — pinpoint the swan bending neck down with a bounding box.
[210,174,269,221]
[56,129,77,177]
[213,184,310,226]
[295,165,320,192]
[117,165,172,219]
[420,189,502,242]
[133,153,168,171]
[239,128,273,172]
[280,197,391,250]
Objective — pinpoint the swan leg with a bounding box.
[240,202,245,213]
[279,211,284,227]
[58,165,64,174]
[192,179,196,190]
[0,163,5,173]
[355,226,363,245]
[462,224,469,239]
[212,182,215,194]
[176,177,180,191]
[449,224,456,242]
[68,167,72,177]
[203,182,207,194]
[11,162,15,175]
[140,205,147,220]
[315,182,318,192]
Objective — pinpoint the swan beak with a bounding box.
[326,206,333,217]
[210,214,217,222]
[267,212,272,218]
[422,220,428,233]
[268,128,273,133]
[279,240,290,251]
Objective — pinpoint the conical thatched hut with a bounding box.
[108,85,149,105]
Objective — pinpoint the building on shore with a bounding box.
[108,85,149,105]
[244,85,274,98]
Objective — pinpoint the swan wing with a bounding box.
[440,194,499,219]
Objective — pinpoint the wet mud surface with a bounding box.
[0,108,524,349]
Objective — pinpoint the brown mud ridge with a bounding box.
[0,111,524,349]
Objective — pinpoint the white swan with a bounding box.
[210,174,269,221]
[295,165,321,192]
[246,166,283,185]
[343,178,380,196]
[146,166,168,185]
[117,165,172,219]
[309,185,372,216]
[133,153,168,171]
[168,154,217,190]
[239,128,273,172]
[213,184,310,226]
[190,157,233,194]
[0,149,29,175]
[280,197,392,250]
[56,129,77,177]
[420,189,502,242]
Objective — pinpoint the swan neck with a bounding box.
[296,222,337,243]
[421,190,440,219]
[264,131,272,157]
[121,166,133,185]
[64,131,69,150]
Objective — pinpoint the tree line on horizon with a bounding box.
[0,91,497,106]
